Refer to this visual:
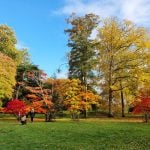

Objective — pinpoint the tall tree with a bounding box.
[95,18,148,117]
[0,52,16,106]
[0,25,31,106]
[65,13,99,86]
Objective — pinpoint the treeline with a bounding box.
[65,14,150,117]
[0,13,150,119]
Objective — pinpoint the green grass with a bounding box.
[0,119,149,150]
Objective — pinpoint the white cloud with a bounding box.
[15,41,28,50]
[121,0,150,26]
[55,0,150,27]
[56,0,119,18]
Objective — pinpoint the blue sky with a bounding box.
[0,0,150,78]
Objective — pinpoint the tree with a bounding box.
[0,25,23,65]
[4,99,27,119]
[65,89,101,119]
[95,18,148,117]
[52,78,101,119]
[0,25,31,106]
[0,52,16,106]
[65,13,99,86]
[51,79,71,113]
[23,69,47,100]
[21,69,54,121]
[14,63,40,99]
[133,97,150,123]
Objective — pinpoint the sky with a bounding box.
[0,0,150,78]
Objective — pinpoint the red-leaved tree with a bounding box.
[133,97,150,122]
[4,99,27,117]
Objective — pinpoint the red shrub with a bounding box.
[4,99,27,116]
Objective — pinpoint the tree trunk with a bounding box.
[108,55,113,117]
[108,88,113,117]
[15,85,21,99]
[45,112,53,122]
[121,89,125,117]
[120,82,125,117]
[144,114,149,123]
[83,110,87,118]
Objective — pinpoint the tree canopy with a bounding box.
[0,15,150,120]
[65,13,99,85]
[0,52,16,105]
[0,25,24,65]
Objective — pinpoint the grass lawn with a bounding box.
[0,118,149,150]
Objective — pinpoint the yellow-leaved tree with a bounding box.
[0,53,16,106]
[0,24,30,106]
[95,18,149,117]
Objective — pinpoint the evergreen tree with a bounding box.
[65,13,99,85]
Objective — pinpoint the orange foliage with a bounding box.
[53,79,101,114]
[31,101,46,113]
[65,90,101,113]
[30,99,53,113]
[0,107,4,113]
[26,94,41,101]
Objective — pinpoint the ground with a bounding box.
[0,117,149,150]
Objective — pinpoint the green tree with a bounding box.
[65,13,99,86]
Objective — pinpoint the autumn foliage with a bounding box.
[65,91,100,113]
[4,99,27,116]
[133,97,150,114]
[0,52,16,101]
[30,99,53,113]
